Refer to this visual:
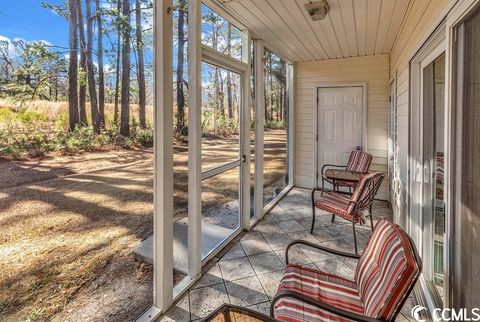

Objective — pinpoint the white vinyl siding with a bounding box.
[294,54,390,200]
[389,0,456,221]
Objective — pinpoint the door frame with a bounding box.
[388,76,397,209]
[409,23,446,313]
[312,82,368,189]
[198,47,250,266]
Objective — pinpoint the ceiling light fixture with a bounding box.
[304,0,330,21]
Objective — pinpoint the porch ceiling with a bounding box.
[214,0,410,62]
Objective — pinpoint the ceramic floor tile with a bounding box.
[312,226,348,243]
[241,229,263,241]
[220,243,246,261]
[286,230,318,243]
[168,188,394,322]
[253,221,284,236]
[275,246,312,266]
[240,237,273,256]
[158,293,190,322]
[189,283,230,320]
[277,219,306,233]
[257,270,284,299]
[310,212,337,227]
[263,233,292,251]
[193,263,224,289]
[218,256,256,281]
[269,211,296,223]
[299,244,339,263]
[287,207,311,220]
[248,251,285,275]
[322,235,368,254]
[225,276,269,307]
[247,301,272,316]
[340,257,359,271]
[315,258,355,280]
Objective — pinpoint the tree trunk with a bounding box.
[114,0,121,126]
[68,0,79,131]
[77,0,88,126]
[120,0,131,137]
[135,0,146,129]
[176,0,186,135]
[96,0,105,128]
[86,0,99,133]
[226,24,233,119]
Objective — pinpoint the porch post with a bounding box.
[254,40,265,218]
[241,30,252,228]
[153,0,173,311]
[287,63,295,187]
[187,0,202,278]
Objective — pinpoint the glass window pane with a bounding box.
[201,4,243,60]
[263,49,288,206]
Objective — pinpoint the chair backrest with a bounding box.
[347,171,384,213]
[346,150,373,173]
[355,219,422,320]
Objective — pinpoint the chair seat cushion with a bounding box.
[274,264,364,322]
[324,169,362,182]
[314,193,366,224]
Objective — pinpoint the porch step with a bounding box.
[134,218,235,274]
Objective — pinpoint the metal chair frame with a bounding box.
[311,172,385,254]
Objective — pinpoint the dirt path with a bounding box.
[0,158,155,321]
[0,148,153,189]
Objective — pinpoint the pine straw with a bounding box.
[0,129,286,321]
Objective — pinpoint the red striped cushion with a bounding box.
[346,151,372,173]
[314,193,366,224]
[350,172,383,207]
[274,264,363,322]
[355,219,420,320]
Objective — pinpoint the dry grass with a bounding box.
[0,99,154,122]
[0,129,287,321]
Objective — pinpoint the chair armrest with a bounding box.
[321,164,347,176]
[270,290,386,322]
[286,239,360,265]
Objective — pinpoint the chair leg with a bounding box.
[311,190,316,234]
[352,219,358,255]
[331,214,335,223]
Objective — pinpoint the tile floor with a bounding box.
[158,188,416,322]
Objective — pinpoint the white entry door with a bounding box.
[316,86,364,188]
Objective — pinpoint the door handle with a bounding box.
[415,156,422,183]
[423,161,431,183]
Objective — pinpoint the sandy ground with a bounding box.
[0,129,287,321]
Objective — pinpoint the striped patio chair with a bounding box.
[311,171,385,254]
[321,150,373,192]
[271,219,422,322]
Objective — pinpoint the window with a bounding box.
[201,5,242,60]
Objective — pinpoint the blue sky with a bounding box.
[0,0,68,47]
